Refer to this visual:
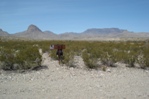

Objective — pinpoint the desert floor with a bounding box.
[0,53,149,99]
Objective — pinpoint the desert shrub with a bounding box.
[48,41,149,69]
[63,51,75,67]
[0,41,42,70]
[125,55,136,67]
[82,50,98,69]
[1,39,149,70]
[122,43,140,67]
[138,47,149,69]
[100,52,116,67]
[15,46,42,69]
[50,49,57,60]
[0,48,19,70]
[143,43,149,68]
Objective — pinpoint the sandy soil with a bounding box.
[0,53,149,99]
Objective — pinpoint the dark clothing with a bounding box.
[56,49,63,56]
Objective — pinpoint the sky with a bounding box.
[0,0,149,34]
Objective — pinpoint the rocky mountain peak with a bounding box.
[27,24,42,32]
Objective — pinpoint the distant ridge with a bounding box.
[1,24,149,40]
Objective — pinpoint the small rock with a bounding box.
[106,68,111,72]
[42,89,45,92]
[100,73,104,77]
[56,68,59,70]
[88,86,92,90]
[70,67,74,71]
[96,85,100,88]
[8,76,12,79]
[30,78,34,81]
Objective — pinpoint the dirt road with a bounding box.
[0,53,149,99]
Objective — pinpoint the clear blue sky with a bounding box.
[0,0,149,34]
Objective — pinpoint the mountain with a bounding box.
[81,28,131,37]
[44,31,58,39]
[58,32,80,40]
[83,28,126,34]
[13,25,80,40]
[0,29,9,36]
[13,24,56,40]
[80,28,149,39]
[1,24,149,40]
[27,24,42,33]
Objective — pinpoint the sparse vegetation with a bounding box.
[0,38,149,71]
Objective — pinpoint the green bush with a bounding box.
[82,50,98,69]
[0,41,41,70]
[15,46,42,69]
[138,47,149,69]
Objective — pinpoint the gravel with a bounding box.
[0,53,149,99]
